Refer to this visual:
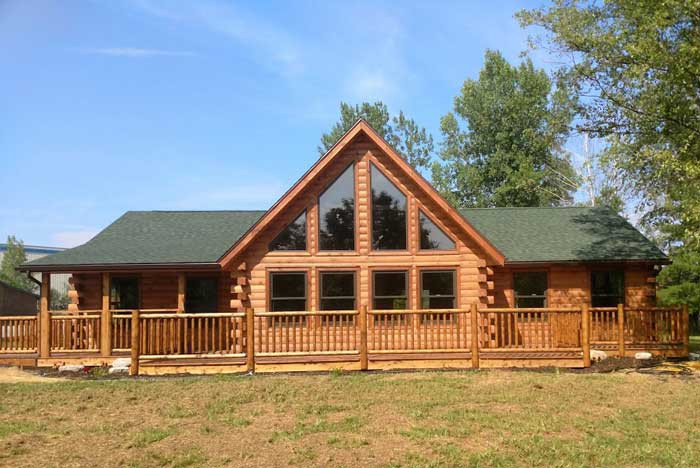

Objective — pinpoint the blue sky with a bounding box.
[1,0,577,248]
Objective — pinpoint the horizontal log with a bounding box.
[231,284,248,294]
[237,262,247,271]
[230,299,244,309]
[254,310,359,317]
[140,313,244,318]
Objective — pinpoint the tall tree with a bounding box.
[0,235,35,292]
[518,0,700,322]
[319,102,434,170]
[517,0,700,249]
[432,50,577,208]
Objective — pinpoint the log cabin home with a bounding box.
[4,119,689,374]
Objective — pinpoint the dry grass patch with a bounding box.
[0,370,699,467]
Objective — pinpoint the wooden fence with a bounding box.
[0,304,689,374]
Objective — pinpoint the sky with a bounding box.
[1,0,581,249]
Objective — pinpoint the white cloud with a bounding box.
[344,69,396,103]
[75,47,196,58]
[51,230,99,248]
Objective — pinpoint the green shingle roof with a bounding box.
[460,206,667,263]
[24,211,265,267]
[23,206,666,269]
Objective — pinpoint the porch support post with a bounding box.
[39,272,50,358]
[683,304,690,355]
[177,273,185,313]
[617,303,625,357]
[359,305,368,370]
[582,304,591,367]
[246,307,255,372]
[130,309,140,376]
[470,303,480,369]
[100,273,111,357]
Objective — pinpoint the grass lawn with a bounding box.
[1,370,699,468]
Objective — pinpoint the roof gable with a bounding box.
[461,207,667,263]
[219,119,505,267]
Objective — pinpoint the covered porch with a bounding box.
[0,269,690,374]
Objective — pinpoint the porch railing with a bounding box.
[2,303,689,374]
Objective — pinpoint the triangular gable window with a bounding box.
[269,211,307,251]
[371,163,407,250]
[419,210,455,250]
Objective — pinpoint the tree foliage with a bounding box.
[319,102,434,170]
[0,235,35,292]
[657,249,700,331]
[518,0,700,319]
[432,50,577,208]
[518,0,700,249]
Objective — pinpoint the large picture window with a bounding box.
[513,272,547,308]
[372,271,408,310]
[320,272,356,310]
[319,164,355,250]
[269,272,307,311]
[110,277,139,310]
[371,164,406,250]
[419,211,455,250]
[591,271,624,307]
[420,270,456,309]
[269,211,306,251]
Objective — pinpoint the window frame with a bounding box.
[268,271,308,312]
[513,271,549,309]
[109,275,140,310]
[419,269,457,310]
[318,270,357,311]
[590,270,625,307]
[371,270,410,310]
[185,275,219,313]
[268,209,308,252]
[369,162,408,252]
[317,163,357,252]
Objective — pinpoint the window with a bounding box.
[373,271,408,310]
[591,271,624,307]
[269,272,307,311]
[269,211,306,251]
[371,164,406,250]
[319,164,355,250]
[513,272,547,308]
[419,211,455,250]
[320,272,356,310]
[186,277,218,313]
[110,277,139,309]
[420,271,456,309]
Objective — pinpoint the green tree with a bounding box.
[657,250,700,332]
[518,0,700,249]
[432,50,577,208]
[0,235,35,292]
[319,102,434,170]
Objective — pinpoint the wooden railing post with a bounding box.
[130,309,140,376]
[39,272,51,358]
[582,304,591,367]
[100,273,112,357]
[617,303,625,357]
[470,303,480,369]
[682,304,690,355]
[359,305,368,370]
[246,307,255,372]
[177,273,185,313]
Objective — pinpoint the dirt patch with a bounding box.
[0,366,66,384]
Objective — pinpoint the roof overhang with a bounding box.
[503,258,670,267]
[17,262,221,273]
